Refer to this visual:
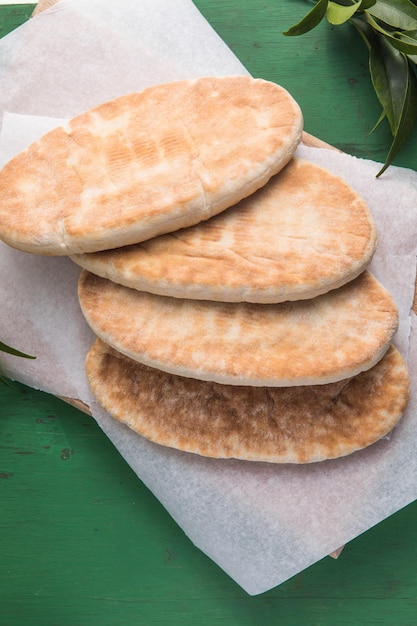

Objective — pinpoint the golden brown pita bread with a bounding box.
[78,269,398,386]
[85,339,410,463]
[72,158,377,303]
[0,76,303,255]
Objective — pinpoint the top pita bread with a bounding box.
[85,339,410,463]
[0,76,303,255]
[72,158,377,303]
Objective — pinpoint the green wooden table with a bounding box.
[1,2,416,624]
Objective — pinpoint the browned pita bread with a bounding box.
[72,158,377,303]
[0,76,303,255]
[85,339,410,463]
[78,269,398,386]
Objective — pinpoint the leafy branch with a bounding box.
[284,0,417,176]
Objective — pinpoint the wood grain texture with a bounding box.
[1,3,417,623]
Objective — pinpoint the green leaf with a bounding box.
[365,13,417,54]
[404,31,417,61]
[369,35,397,133]
[327,1,362,25]
[370,34,411,133]
[283,0,329,36]
[351,14,376,49]
[369,108,387,134]
[367,0,417,30]
[389,36,417,55]
[369,38,417,175]
[377,72,417,175]
[399,27,417,39]
[394,28,417,53]
[0,340,36,359]
[361,0,378,9]
[282,1,417,173]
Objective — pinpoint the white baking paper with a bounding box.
[0,0,416,595]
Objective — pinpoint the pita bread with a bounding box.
[85,339,410,463]
[0,76,303,255]
[72,158,377,303]
[78,269,398,386]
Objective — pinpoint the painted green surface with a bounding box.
[2,380,417,625]
[195,0,417,171]
[1,2,417,625]
[0,4,34,36]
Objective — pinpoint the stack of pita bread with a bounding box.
[0,76,410,463]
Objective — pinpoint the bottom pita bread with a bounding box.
[85,339,410,464]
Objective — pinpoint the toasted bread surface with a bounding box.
[72,158,377,303]
[0,77,303,255]
[86,340,409,463]
[78,270,398,386]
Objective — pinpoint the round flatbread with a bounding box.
[72,158,377,303]
[78,269,399,386]
[0,76,303,255]
[85,340,410,463]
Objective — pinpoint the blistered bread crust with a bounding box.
[72,158,377,303]
[85,340,410,463]
[78,269,399,387]
[0,76,303,255]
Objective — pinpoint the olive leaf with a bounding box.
[283,0,417,174]
[367,0,417,30]
[366,12,417,54]
[327,1,363,25]
[368,32,417,174]
[0,341,36,386]
[0,340,36,359]
[283,0,329,36]
[401,30,417,63]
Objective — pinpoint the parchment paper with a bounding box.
[0,0,417,595]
